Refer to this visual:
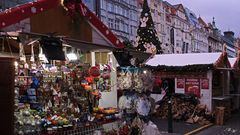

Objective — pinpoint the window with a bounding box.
[120,20,124,31]
[101,16,107,25]
[107,3,114,12]
[124,23,128,33]
[125,9,128,17]
[114,5,118,13]
[108,18,114,29]
[101,0,106,10]
[119,6,122,15]
[115,19,120,30]
[122,9,125,16]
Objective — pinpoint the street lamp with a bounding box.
[167,92,173,133]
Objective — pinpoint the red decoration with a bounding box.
[0,0,124,49]
[85,76,94,84]
[201,78,209,89]
[177,78,185,89]
[0,0,59,29]
[89,66,100,77]
[154,76,162,87]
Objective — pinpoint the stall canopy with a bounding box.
[229,57,237,68]
[145,52,231,75]
[146,53,223,67]
[0,0,124,49]
[228,51,240,69]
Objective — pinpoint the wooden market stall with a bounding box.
[145,51,232,117]
[228,52,240,111]
[0,0,126,134]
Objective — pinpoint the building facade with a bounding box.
[98,0,139,42]
[0,0,32,10]
[206,19,223,53]
[83,0,234,56]
[185,7,209,53]
[162,2,191,54]
[222,31,236,57]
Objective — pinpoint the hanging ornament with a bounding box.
[19,43,26,63]
[38,45,48,63]
[89,66,100,77]
[30,44,35,63]
[24,63,29,69]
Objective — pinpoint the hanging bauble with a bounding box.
[89,66,100,77]
[84,85,92,91]
[85,76,94,84]
[81,80,88,87]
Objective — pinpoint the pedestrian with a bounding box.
[146,91,155,116]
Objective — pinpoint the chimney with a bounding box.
[223,31,235,39]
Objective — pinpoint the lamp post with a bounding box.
[163,79,173,133]
[167,92,173,133]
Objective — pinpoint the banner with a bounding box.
[177,78,185,89]
[185,78,200,97]
[201,78,209,89]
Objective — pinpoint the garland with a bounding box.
[144,64,214,73]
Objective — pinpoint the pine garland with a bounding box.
[144,64,214,73]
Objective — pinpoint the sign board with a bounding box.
[201,78,209,89]
[177,78,185,89]
[185,78,200,97]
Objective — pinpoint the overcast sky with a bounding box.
[166,0,240,37]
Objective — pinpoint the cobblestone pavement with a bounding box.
[195,112,240,135]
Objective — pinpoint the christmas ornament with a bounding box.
[89,66,100,77]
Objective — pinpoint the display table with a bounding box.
[40,119,120,135]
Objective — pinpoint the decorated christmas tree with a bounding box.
[134,0,162,54]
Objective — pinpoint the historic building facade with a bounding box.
[98,0,139,42]
[0,0,31,10]
[206,19,223,53]
[222,31,236,57]
[185,8,209,53]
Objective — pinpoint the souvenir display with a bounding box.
[14,49,118,134]
[117,67,154,92]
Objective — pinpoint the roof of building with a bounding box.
[146,52,223,66]
[184,8,198,26]
[163,1,174,8]
[198,17,207,27]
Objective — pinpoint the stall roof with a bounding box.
[228,57,236,68]
[146,52,223,66]
[0,0,124,48]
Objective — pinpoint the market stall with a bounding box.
[145,51,232,121]
[0,0,125,134]
[228,53,240,111]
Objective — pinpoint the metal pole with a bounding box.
[168,94,173,133]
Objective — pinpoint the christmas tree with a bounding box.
[135,0,162,54]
